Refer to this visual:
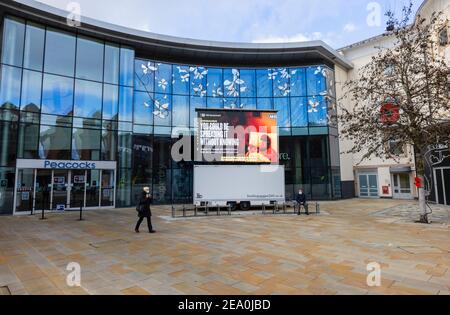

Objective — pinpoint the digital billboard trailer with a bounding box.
[195,109,279,164]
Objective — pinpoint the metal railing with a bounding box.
[171,201,321,218]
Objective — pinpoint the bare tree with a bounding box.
[339,2,450,223]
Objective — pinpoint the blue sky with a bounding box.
[36,0,424,48]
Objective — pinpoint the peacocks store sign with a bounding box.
[16,159,116,170]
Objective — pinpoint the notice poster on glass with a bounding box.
[196,109,279,163]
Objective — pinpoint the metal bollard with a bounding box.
[217,205,220,216]
[283,203,287,214]
[228,204,232,216]
[316,202,320,214]
[40,204,46,220]
[79,201,84,221]
[273,202,276,215]
[205,204,209,216]
[183,205,186,217]
[194,205,198,217]
[262,203,265,215]
[172,205,175,218]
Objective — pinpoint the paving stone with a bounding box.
[0,199,448,295]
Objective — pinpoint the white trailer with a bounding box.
[193,165,285,210]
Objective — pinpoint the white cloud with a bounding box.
[343,23,357,33]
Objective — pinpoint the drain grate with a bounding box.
[0,286,11,295]
[89,239,129,249]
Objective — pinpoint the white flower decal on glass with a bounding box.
[193,84,207,97]
[153,97,170,119]
[224,69,245,97]
[308,99,320,113]
[158,78,168,91]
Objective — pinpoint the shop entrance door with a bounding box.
[70,170,86,208]
[358,173,379,198]
[52,170,69,210]
[392,173,412,199]
[35,170,52,211]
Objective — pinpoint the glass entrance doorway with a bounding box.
[392,173,412,199]
[358,173,379,198]
[15,168,116,213]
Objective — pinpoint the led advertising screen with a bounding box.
[196,109,279,164]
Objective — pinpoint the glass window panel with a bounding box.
[1,17,25,67]
[291,97,308,127]
[23,23,45,71]
[155,63,172,94]
[18,123,39,159]
[21,70,42,112]
[273,68,291,97]
[132,134,153,186]
[290,68,307,97]
[76,36,104,82]
[223,97,239,109]
[119,86,133,122]
[207,68,223,97]
[190,96,206,127]
[172,95,189,127]
[0,65,22,111]
[117,167,132,207]
[134,91,153,125]
[44,28,76,77]
[101,128,117,161]
[133,124,153,134]
[173,64,190,95]
[73,117,101,129]
[42,74,74,116]
[135,59,155,92]
[40,114,72,127]
[257,98,273,110]
[274,98,291,128]
[72,128,101,160]
[256,69,273,97]
[307,66,327,96]
[207,97,223,109]
[38,125,71,159]
[104,43,120,84]
[308,96,328,126]
[0,121,18,166]
[0,167,15,215]
[74,79,102,119]
[118,132,132,168]
[190,66,207,97]
[119,47,134,87]
[103,84,119,120]
[240,98,256,110]
[239,69,256,98]
[223,68,240,98]
[154,93,171,126]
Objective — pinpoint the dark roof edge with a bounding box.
[3,0,353,69]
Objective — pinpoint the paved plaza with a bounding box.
[0,199,449,295]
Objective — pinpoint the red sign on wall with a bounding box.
[380,103,400,124]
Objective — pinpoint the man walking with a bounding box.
[135,187,156,233]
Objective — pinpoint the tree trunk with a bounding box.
[418,174,429,224]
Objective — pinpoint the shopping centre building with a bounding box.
[0,0,448,215]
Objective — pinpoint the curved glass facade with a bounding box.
[0,16,341,214]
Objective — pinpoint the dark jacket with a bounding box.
[137,192,153,217]
[296,193,307,204]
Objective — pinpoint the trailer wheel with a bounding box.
[227,202,237,211]
[240,202,251,211]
